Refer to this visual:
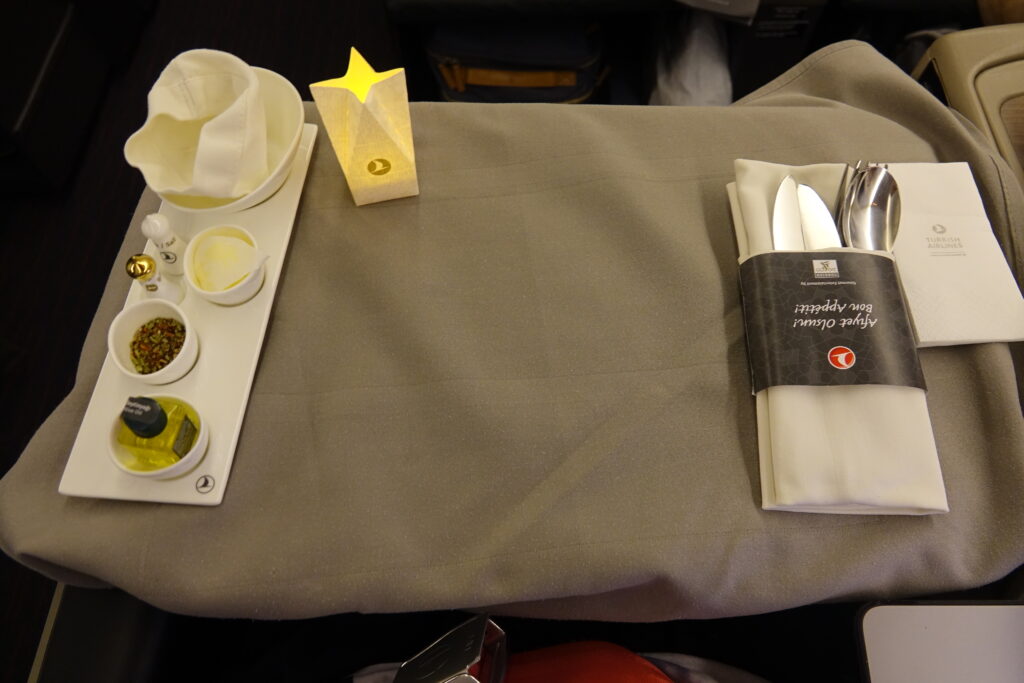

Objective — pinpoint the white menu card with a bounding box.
[888,162,1024,347]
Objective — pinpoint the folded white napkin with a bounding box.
[886,162,1024,347]
[124,49,269,199]
[727,159,948,515]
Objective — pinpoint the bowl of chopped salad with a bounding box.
[108,299,199,385]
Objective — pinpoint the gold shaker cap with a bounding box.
[126,254,156,282]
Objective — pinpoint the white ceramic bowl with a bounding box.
[184,224,266,305]
[108,395,210,479]
[158,68,304,213]
[108,299,199,384]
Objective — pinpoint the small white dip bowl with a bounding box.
[108,299,199,385]
[108,394,210,479]
[184,224,267,306]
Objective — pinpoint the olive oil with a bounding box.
[116,396,199,472]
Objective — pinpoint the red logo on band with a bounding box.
[828,346,856,370]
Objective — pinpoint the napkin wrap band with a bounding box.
[739,250,925,393]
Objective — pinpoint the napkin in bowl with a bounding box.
[124,49,269,199]
[727,159,948,515]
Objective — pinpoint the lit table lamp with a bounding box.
[310,48,419,206]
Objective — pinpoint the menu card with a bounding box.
[888,162,1024,347]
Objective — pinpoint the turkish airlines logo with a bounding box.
[828,346,856,370]
[367,158,392,175]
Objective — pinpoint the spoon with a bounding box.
[840,164,901,251]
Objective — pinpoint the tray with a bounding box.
[59,123,318,506]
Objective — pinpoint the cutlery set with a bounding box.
[732,158,949,515]
[771,163,900,253]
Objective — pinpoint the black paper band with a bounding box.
[739,251,924,393]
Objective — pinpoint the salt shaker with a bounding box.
[126,253,184,303]
[141,213,185,276]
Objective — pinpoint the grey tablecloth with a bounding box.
[2,41,1023,620]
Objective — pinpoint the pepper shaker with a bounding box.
[127,253,184,303]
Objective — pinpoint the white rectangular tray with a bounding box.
[59,123,317,506]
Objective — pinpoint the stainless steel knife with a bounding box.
[797,183,843,249]
[771,175,804,250]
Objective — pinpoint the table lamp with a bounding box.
[310,47,419,206]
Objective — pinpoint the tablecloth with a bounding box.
[2,41,1023,621]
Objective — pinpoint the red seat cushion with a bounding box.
[503,641,672,683]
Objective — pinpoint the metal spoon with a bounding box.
[840,164,901,251]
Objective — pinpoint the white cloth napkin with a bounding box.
[124,49,269,199]
[727,159,948,514]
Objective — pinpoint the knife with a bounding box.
[771,176,804,250]
[797,183,843,249]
